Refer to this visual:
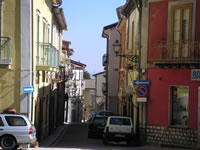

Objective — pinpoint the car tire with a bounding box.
[0,135,16,150]
[102,138,108,145]
[88,132,92,139]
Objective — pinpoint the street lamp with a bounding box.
[113,40,139,63]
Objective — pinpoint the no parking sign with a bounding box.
[136,86,148,97]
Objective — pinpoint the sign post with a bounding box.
[24,86,34,117]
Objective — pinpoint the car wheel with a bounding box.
[102,138,108,145]
[0,135,16,150]
[88,132,92,139]
[127,140,133,146]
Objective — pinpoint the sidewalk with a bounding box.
[39,124,67,147]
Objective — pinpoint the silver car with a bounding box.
[0,113,37,150]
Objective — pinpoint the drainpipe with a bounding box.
[31,0,34,122]
[0,0,2,37]
[133,0,142,146]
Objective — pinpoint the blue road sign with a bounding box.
[24,86,35,93]
[133,80,151,86]
[136,86,148,97]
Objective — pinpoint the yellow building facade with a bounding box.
[0,0,31,115]
[0,0,67,140]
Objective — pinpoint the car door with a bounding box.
[4,115,29,143]
[0,116,7,136]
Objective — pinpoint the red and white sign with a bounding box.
[136,86,148,97]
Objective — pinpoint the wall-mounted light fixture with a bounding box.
[113,40,139,63]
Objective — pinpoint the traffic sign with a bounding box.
[137,97,147,102]
[133,80,151,86]
[24,86,35,93]
[136,86,148,97]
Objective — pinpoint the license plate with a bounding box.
[97,126,104,129]
[115,134,125,138]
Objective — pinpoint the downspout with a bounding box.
[106,38,109,111]
[31,0,34,122]
[102,31,109,111]
[0,0,2,37]
[133,0,143,145]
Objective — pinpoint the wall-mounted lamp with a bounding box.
[113,40,139,63]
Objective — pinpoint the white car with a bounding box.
[0,113,37,150]
[102,116,134,145]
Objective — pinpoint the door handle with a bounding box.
[0,129,3,130]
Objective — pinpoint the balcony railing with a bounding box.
[154,40,200,63]
[102,82,106,95]
[0,37,11,65]
[37,42,59,68]
[102,54,108,66]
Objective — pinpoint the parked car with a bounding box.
[102,116,133,145]
[0,113,37,150]
[98,110,113,116]
[88,115,108,138]
[87,112,96,123]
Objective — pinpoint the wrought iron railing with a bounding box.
[37,42,59,67]
[0,37,11,64]
[154,40,200,63]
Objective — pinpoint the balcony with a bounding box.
[153,40,200,65]
[36,43,59,71]
[102,82,106,95]
[102,54,108,67]
[0,37,11,68]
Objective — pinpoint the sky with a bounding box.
[62,0,126,75]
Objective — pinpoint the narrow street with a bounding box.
[30,123,194,150]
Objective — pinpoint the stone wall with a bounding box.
[145,125,198,147]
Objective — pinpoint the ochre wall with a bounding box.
[0,0,21,112]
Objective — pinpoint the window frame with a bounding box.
[167,0,196,58]
[170,3,193,58]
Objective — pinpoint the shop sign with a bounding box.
[191,69,200,81]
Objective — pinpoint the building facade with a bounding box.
[0,0,32,116]
[0,0,67,141]
[68,60,86,122]
[82,79,95,121]
[93,71,106,113]
[102,23,120,115]
[146,0,200,148]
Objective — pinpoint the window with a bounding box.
[42,71,45,83]
[131,21,135,54]
[170,4,192,58]
[110,118,131,125]
[5,116,27,126]
[0,117,4,126]
[170,86,189,126]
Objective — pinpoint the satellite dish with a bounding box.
[52,0,62,8]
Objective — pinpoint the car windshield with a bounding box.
[99,111,113,116]
[109,118,131,125]
[94,117,107,124]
